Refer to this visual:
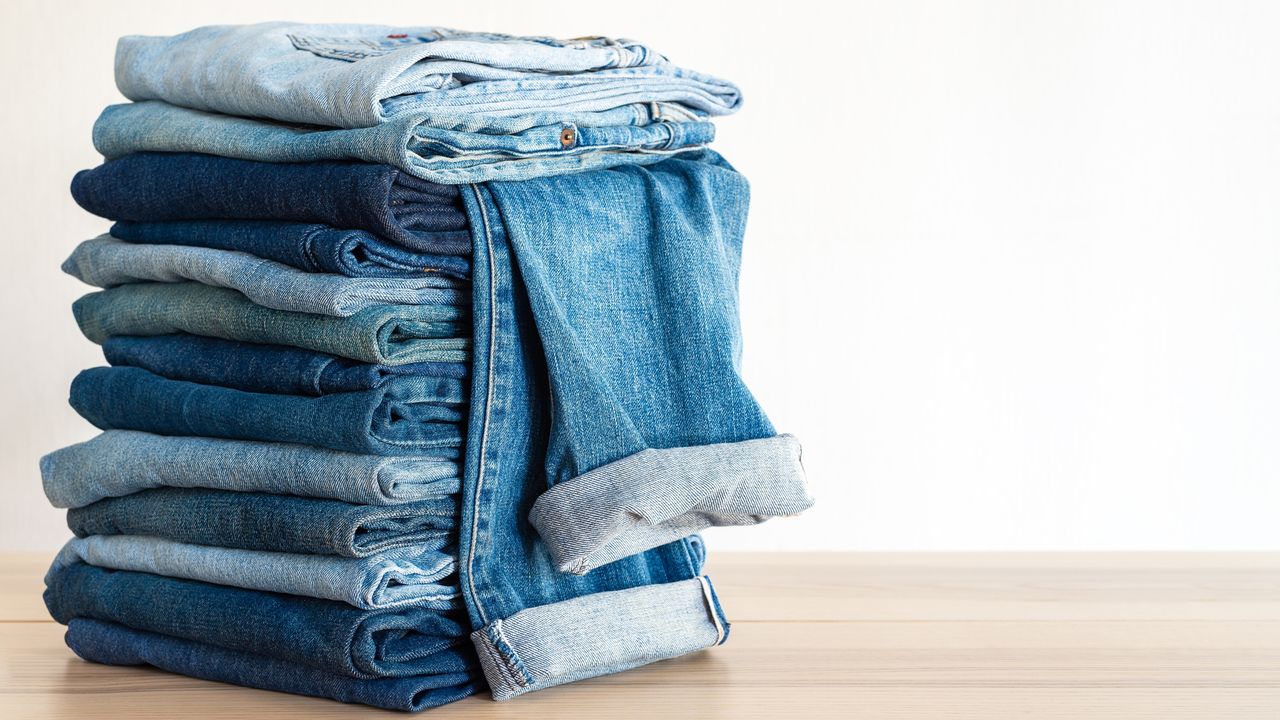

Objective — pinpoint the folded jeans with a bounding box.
[67,487,458,558]
[46,563,474,678]
[74,282,469,365]
[42,431,460,509]
[70,366,465,455]
[65,235,464,317]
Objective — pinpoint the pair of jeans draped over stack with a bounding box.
[40,23,813,712]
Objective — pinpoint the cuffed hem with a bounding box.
[528,434,813,575]
[471,576,728,701]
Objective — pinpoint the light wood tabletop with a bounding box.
[2,552,1280,718]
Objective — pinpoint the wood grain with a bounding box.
[3,552,1280,719]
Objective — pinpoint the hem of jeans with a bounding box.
[470,576,727,701]
[528,434,812,575]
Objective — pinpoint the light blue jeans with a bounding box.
[42,431,460,509]
[115,23,740,128]
[65,235,463,317]
[51,535,459,610]
[94,101,716,185]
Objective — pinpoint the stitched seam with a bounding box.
[698,576,726,645]
[472,629,517,686]
[465,183,498,626]
[486,620,532,687]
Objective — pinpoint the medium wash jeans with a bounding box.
[114,23,740,127]
[110,220,471,278]
[72,153,470,253]
[47,563,473,678]
[456,151,811,699]
[66,235,464,317]
[94,101,715,184]
[102,335,467,396]
[52,535,459,610]
[42,431,460,508]
[74,283,469,365]
[70,366,465,455]
[67,619,479,711]
[67,488,457,557]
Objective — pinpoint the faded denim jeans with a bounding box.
[42,431,460,509]
[74,282,469,365]
[51,535,459,610]
[94,102,715,184]
[114,23,739,127]
[65,235,464,317]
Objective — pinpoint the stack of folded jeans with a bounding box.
[41,23,813,712]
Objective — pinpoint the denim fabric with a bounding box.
[65,235,464,317]
[529,435,811,575]
[66,619,479,711]
[68,488,458,558]
[74,283,469,365]
[70,366,464,455]
[93,101,716,185]
[472,577,727,700]
[103,335,467,396]
[52,535,459,610]
[46,563,473,678]
[71,152,470,253]
[114,23,740,127]
[42,431,460,509]
[111,220,471,278]
[455,151,810,696]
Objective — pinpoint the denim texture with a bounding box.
[46,563,473,678]
[66,619,479,711]
[52,535,459,610]
[65,235,464,317]
[94,101,716,184]
[74,283,469,365]
[114,23,739,127]
[103,334,467,396]
[72,152,471,253]
[68,488,458,558]
[111,220,471,278]
[455,151,810,696]
[42,431,460,509]
[529,435,811,575]
[70,366,465,455]
[472,577,727,700]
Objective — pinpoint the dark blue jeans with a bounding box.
[110,220,472,278]
[46,563,473,678]
[67,488,458,557]
[70,366,464,456]
[72,153,471,254]
[103,335,468,396]
[65,618,479,711]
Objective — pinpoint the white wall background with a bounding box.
[2,0,1279,552]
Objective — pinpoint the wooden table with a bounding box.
[2,552,1279,718]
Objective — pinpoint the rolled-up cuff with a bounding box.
[529,434,812,575]
[471,576,728,701]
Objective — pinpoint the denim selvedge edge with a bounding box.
[470,576,728,701]
[528,434,813,575]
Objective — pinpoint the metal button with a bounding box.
[560,126,576,148]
